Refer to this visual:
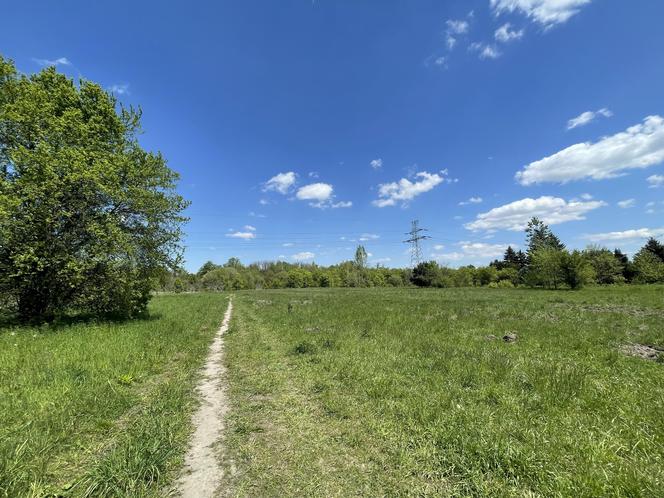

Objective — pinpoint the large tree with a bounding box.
[0,56,188,321]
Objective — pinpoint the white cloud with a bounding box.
[226,231,256,240]
[446,19,469,34]
[459,196,483,206]
[465,196,605,231]
[579,193,594,200]
[373,171,445,208]
[469,42,501,59]
[370,158,383,169]
[432,242,513,264]
[33,57,71,66]
[567,107,612,130]
[282,242,295,247]
[330,201,353,208]
[433,244,445,250]
[370,257,392,264]
[244,225,256,231]
[108,84,130,95]
[617,199,636,209]
[292,251,315,261]
[647,174,664,188]
[495,23,524,42]
[296,182,333,201]
[491,0,592,28]
[259,199,269,205]
[446,35,457,50]
[359,233,380,241]
[263,172,296,194]
[516,116,664,185]
[584,228,664,242]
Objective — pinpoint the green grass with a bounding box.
[0,292,229,497]
[223,286,664,497]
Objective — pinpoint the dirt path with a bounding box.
[175,297,233,497]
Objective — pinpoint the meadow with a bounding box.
[223,286,664,497]
[0,293,228,497]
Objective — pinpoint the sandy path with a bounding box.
[176,298,233,497]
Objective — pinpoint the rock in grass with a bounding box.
[503,333,518,343]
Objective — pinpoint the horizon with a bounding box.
[4,1,664,271]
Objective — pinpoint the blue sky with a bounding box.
[4,0,664,271]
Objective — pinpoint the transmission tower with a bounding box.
[403,219,430,267]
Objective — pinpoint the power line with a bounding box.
[403,220,430,267]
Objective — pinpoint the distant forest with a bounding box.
[160,218,664,292]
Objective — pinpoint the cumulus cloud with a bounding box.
[495,23,524,42]
[516,116,664,185]
[584,227,664,242]
[226,231,256,240]
[292,251,315,261]
[491,0,592,28]
[432,242,514,264]
[469,42,501,59]
[263,172,296,194]
[459,196,483,206]
[244,225,256,231]
[296,182,333,202]
[370,158,383,169]
[617,199,635,209]
[33,56,71,66]
[567,107,612,130]
[373,171,445,208]
[465,196,605,231]
[647,174,664,188]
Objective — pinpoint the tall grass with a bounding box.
[0,293,228,497]
[223,286,664,496]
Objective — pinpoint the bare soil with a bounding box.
[175,298,233,497]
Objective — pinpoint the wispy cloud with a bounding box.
[647,174,664,188]
[617,199,636,209]
[226,231,256,240]
[584,227,664,242]
[469,42,501,59]
[495,23,524,42]
[491,0,592,28]
[108,83,130,95]
[459,196,483,206]
[292,251,315,261]
[370,158,383,170]
[32,57,71,67]
[567,107,612,130]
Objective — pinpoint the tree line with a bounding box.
[161,218,664,292]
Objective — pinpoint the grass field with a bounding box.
[0,293,228,497]
[223,286,664,497]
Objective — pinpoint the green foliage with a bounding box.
[0,55,187,321]
[584,246,625,284]
[633,247,664,283]
[411,261,440,287]
[525,217,565,255]
[354,245,367,269]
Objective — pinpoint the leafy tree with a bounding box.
[526,248,564,289]
[196,260,218,277]
[0,56,187,321]
[584,246,625,284]
[633,247,664,283]
[354,245,368,268]
[411,261,439,287]
[559,250,594,289]
[525,218,564,256]
[613,249,636,282]
[643,238,664,262]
